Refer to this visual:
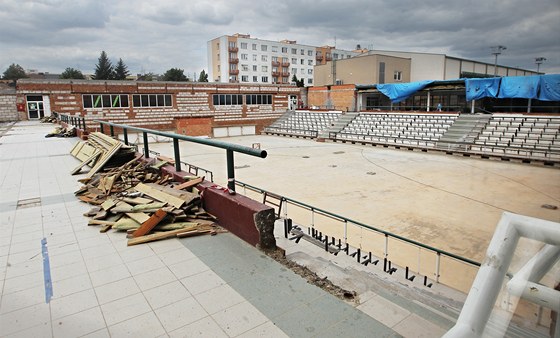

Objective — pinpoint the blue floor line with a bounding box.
[41,238,53,303]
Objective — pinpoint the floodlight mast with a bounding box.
[535,57,546,73]
[491,45,507,76]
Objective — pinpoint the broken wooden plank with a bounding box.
[99,224,112,233]
[126,224,205,246]
[125,212,150,224]
[121,196,153,205]
[70,150,101,175]
[112,217,141,231]
[176,229,213,238]
[134,183,185,208]
[173,176,204,191]
[86,142,123,179]
[87,219,116,226]
[132,209,168,237]
[111,202,167,213]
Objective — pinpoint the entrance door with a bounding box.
[26,95,45,119]
[289,95,297,110]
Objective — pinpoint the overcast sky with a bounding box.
[1,0,559,78]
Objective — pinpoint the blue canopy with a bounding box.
[465,78,501,101]
[538,74,560,101]
[377,80,434,103]
[498,75,540,99]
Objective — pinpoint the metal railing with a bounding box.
[264,126,319,138]
[53,112,87,130]
[235,180,482,292]
[95,121,267,191]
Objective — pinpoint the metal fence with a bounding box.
[235,180,482,293]
[53,112,86,130]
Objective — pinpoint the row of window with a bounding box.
[212,94,273,106]
[82,94,172,108]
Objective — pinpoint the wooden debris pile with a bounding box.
[40,115,58,123]
[45,125,76,138]
[70,132,137,178]
[75,152,221,246]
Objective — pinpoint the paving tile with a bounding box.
[3,321,52,338]
[156,246,196,266]
[84,252,124,272]
[108,311,166,338]
[1,270,44,294]
[357,294,411,328]
[168,316,227,338]
[0,302,51,336]
[4,259,43,279]
[118,244,156,262]
[167,257,209,279]
[134,266,177,291]
[125,254,165,276]
[240,321,290,338]
[194,284,244,315]
[180,269,226,295]
[154,296,208,332]
[50,288,99,320]
[81,244,118,260]
[90,263,131,287]
[0,284,45,314]
[392,313,446,338]
[149,238,186,254]
[52,306,106,338]
[143,280,191,310]
[52,273,93,298]
[100,292,152,326]
[50,260,88,281]
[94,277,141,305]
[211,300,268,337]
[81,328,111,338]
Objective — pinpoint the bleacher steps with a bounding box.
[317,112,359,139]
[436,114,491,150]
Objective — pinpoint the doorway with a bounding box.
[26,95,51,119]
[289,95,297,110]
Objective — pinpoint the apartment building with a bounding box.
[207,33,359,86]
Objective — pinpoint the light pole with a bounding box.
[535,57,546,73]
[491,45,506,76]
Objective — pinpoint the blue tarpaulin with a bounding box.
[465,78,501,101]
[498,75,540,99]
[537,74,560,101]
[377,80,434,103]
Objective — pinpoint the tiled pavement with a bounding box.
[0,122,407,337]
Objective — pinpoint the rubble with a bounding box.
[73,135,224,246]
[45,125,76,138]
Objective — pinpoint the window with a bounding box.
[291,58,297,64]
[228,41,236,48]
[291,48,297,54]
[252,43,257,50]
[394,71,402,81]
[333,53,339,59]
[253,65,258,71]
[212,94,243,106]
[240,42,247,49]
[261,45,267,51]
[261,76,268,83]
[252,54,256,61]
[132,94,172,108]
[83,94,129,108]
[272,46,278,53]
[272,67,278,73]
[261,55,268,62]
[300,49,304,55]
[241,75,249,82]
[272,56,278,62]
[253,76,258,82]
[300,59,304,65]
[272,77,278,84]
[241,54,248,60]
[308,69,313,74]
[245,94,272,105]
[307,79,313,84]
[261,66,268,72]
[292,68,297,74]
[241,64,249,71]
[229,64,237,70]
[282,47,288,53]
[308,60,313,65]
[301,68,304,74]
[308,50,313,56]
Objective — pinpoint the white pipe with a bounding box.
[507,281,560,310]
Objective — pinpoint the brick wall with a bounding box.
[308,84,356,111]
[16,79,301,131]
[175,116,214,136]
[0,94,18,122]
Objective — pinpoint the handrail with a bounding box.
[53,112,87,130]
[235,179,481,267]
[95,120,267,191]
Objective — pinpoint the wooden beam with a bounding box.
[173,176,204,191]
[127,224,207,246]
[134,183,185,208]
[132,209,168,237]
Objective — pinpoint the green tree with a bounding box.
[113,58,130,80]
[3,63,27,82]
[93,51,113,80]
[198,69,208,82]
[162,68,188,82]
[59,67,85,79]
[291,74,304,87]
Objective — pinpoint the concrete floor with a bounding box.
[145,134,560,293]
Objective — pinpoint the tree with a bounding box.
[137,72,155,81]
[291,74,304,87]
[93,51,113,80]
[198,69,208,82]
[3,63,27,82]
[113,58,130,80]
[162,68,188,82]
[60,67,85,79]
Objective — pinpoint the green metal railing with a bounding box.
[95,121,267,191]
[235,180,482,292]
[53,112,86,130]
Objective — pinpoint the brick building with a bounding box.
[15,79,301,136]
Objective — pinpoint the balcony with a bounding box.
[316,55,323,61]
[229,69,239,75]
[325,55,332,61]
[229,58,239,64]
[228,46,238,52]
[271,61,280,67]
[271,71,281,77]
[281,62,290,67]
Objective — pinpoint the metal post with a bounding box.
[173,138,181,172]
[384,234,389,258]
[311,208,315,228]
[82,117,86,130]
[110,125,115,137]
[226,149,235,191]
[123,128,129,145]
[99,122,104,133]
[426,90,431,112]
[344,220,348,244]
[471,100,475,114]
[527,98,532,113]
[143,131,149,158]
[435,252,441,283]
